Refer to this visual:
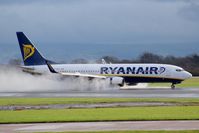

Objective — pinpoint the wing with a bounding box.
[46,61,106,79]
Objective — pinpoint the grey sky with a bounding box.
[0,0,199,63]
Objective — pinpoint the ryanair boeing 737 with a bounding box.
[16,32,192,89]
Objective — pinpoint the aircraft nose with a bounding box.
[184,71,192,79]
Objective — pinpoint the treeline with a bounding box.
[8,52,199,76]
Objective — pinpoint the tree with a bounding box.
[70,58,88,64]
[8,58,22,66]
[138,52,163,63]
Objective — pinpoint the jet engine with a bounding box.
[109,77,124,86]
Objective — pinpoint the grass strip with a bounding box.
[0,106,199,124]
[0,98,199,106]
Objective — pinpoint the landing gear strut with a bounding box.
[171,83,175,90]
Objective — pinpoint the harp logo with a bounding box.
[23,44,35,61]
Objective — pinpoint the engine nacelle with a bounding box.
[109,77,124,86]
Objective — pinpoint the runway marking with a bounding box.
[0,121,199,132]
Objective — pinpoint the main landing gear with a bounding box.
[171,83,176,90]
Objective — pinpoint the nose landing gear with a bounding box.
[171,83,176,89]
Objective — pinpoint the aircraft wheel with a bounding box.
[171,83,175,90]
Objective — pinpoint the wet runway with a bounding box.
[1,121,199,132]
[0,88,199,98]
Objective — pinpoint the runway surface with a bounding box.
[0,88,199,98]
[1,121,199,132]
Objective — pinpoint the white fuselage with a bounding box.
[23,63,192,84]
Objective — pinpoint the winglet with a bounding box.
[45,60,58,73]
[102,59,107,64]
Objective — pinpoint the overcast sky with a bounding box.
[0,0,199,63]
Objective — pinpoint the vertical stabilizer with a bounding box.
[16,32,46,66]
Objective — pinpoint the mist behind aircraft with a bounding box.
[0,66,114,92]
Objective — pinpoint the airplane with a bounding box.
[16,32,192,89]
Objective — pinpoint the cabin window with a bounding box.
[176,69,183,72]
